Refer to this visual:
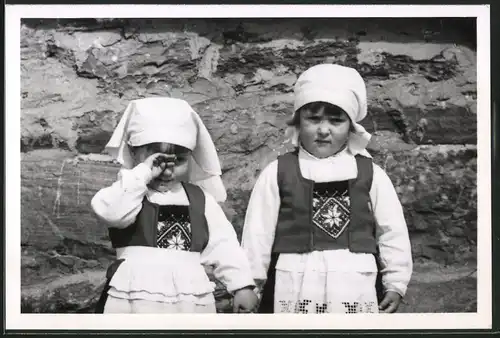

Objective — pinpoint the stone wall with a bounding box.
[20,18,477,313]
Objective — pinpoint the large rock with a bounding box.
[20,18,477,313]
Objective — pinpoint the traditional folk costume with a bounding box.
[241,64,413,314]
[92,97,255,313]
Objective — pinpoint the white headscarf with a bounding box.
[105,97,227,202]
[287,63,372,156]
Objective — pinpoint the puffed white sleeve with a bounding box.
[240,160,280,290]
[370,163,413,297]
[200,192,256,294]
[91,163,153,229]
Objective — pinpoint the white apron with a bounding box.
[273,249,379,314]
[104,246,217,313]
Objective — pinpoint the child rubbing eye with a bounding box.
[92,97,259,314]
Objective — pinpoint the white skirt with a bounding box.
[273,249,379,314]
[104,246,216,314]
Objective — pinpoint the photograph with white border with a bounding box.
[6,4,492,330]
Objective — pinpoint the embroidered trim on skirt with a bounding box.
[273,249,379,314]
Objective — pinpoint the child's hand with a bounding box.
[143,153,176,180]
[233,287,259,313]
[378,291,402,313]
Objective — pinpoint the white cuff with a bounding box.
[383,282,408,298]
[226,279,257,295]
[131,163,154,185]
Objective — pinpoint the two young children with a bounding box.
[91,64,413,314]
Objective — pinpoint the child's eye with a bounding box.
[175,156,188,164]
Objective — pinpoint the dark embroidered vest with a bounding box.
[108,182,209,252]
[272,151,377,254]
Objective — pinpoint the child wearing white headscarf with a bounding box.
[241,64,413,314]
[91,97,258,313]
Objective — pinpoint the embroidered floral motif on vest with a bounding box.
[156,205,192,251]
[312,181,350,239]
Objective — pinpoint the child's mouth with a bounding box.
[315,140,331,144]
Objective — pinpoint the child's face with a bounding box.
[132,142,191,182]
[297,104,351,158]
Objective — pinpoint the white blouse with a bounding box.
[241,146,413,297]
[91,163,255,294]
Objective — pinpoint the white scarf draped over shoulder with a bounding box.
[104,97,227,202]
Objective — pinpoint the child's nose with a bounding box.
[317,124,331,136]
